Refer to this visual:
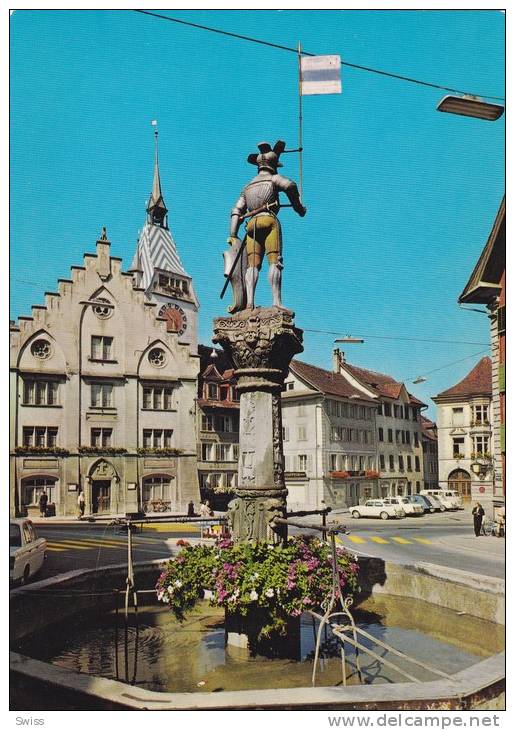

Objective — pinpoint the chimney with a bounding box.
[332,348,342,373]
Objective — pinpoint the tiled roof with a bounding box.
[343,362,426,407]
[434,357,492,399]
[290,360,377,402]
[421,416,437,440]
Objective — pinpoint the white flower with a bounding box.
[174,580,183,588]
[233,589,240,598]
[162,595,170,603]
[251,572,259,581]
[268,544,274,550]
[354,555,359,561]
[167,585,174,594]
[157,591,164,601]
[249,590,258,601]
[265,588,274,598]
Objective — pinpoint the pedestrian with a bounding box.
[472,502,485,537]
[187,500,195,517]
[77,490,86,519]
[199,500,212,539]
[39,490,48,518]
[495,506,505,538]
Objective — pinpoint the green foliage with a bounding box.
[156,535,360,640]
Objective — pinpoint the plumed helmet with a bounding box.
[248,140,286,172]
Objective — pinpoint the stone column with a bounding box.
[213,306,303,543]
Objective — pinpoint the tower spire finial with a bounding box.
[147,120,168,227]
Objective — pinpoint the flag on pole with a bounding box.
[300,55,342,95]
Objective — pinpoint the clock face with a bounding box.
[159,303,188,335]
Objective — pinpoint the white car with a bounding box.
[10,519,47,585]
[384,497,424,516]
[349,499,405,520]
[420,490,458,511]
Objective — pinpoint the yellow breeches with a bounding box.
[245,215,281,267]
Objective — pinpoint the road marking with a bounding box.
[347,535,366,544]
[370,536,389,544]
[46,542,91,551]
[391,537,412,544]
[142,523,200,533]
[413,537,433,545]
[45,545,69,552]
[55,540,126,550]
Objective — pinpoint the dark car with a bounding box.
[408,495,435,513]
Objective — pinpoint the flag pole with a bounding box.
[297,41,303,204]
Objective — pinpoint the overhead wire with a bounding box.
[132,9,505,101]
[303,328,490,347]
[404,348,491,383]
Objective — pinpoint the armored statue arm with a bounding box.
[273,174,307,217]
[229,194,247,241]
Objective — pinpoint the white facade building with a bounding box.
[433,357,493,513]
[10,143,201,517]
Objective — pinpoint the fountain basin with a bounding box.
[10,558,505,711]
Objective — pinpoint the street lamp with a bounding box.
[334,337,365,344]
[437,95,504,121]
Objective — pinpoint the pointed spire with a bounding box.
[146,121,168,227]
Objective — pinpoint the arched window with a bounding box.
[22,476,57,506]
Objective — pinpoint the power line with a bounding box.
[405,348,490,382]
[133,10,505,102]
[303,328,490,347]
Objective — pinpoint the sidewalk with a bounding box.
[436,533,506,558]
[28,511,208,527]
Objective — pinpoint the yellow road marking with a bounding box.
[347,535,366,544]
[46,542,91,551]
[391,537,412,544]
[142,523,200,533]
[413,537,433,545]
[55,540,125,550]
[60,538,127,547]
[45,546,69,552]
[370,536,389,544]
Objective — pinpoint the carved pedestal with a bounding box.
[213,306,303,544]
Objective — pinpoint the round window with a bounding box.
[148,347,167,368]
[93,297,113,319]
[31,339,52,360]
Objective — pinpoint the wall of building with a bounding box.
[10,238,200,517]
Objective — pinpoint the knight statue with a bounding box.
[223,140,306,313]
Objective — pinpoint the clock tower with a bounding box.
[130,125,199,352]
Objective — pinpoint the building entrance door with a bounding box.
[92,480,111,513]
[448,469,471,503]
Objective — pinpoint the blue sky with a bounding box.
[10,10,505,418]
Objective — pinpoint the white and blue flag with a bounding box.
[300,55,342,95]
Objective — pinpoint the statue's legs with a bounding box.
[268,262,282,307]
[245,266,259,309]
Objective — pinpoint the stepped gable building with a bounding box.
[421,416,439,489]
[282,352,379,511]
[432,357,493,512]
[196,345,240,510]
[10,142,200,518]
[459,197,505,514]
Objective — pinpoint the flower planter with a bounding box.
[225,607,301,659]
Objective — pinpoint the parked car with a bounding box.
[349,499,405,520]
[10,519,47,585]
[420,489,458,511]
[423,494,446,512]
[384,496,424,516]
[408,494,435,513]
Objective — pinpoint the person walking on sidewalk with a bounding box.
[77,490,86,519]
[472,502,485,537]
